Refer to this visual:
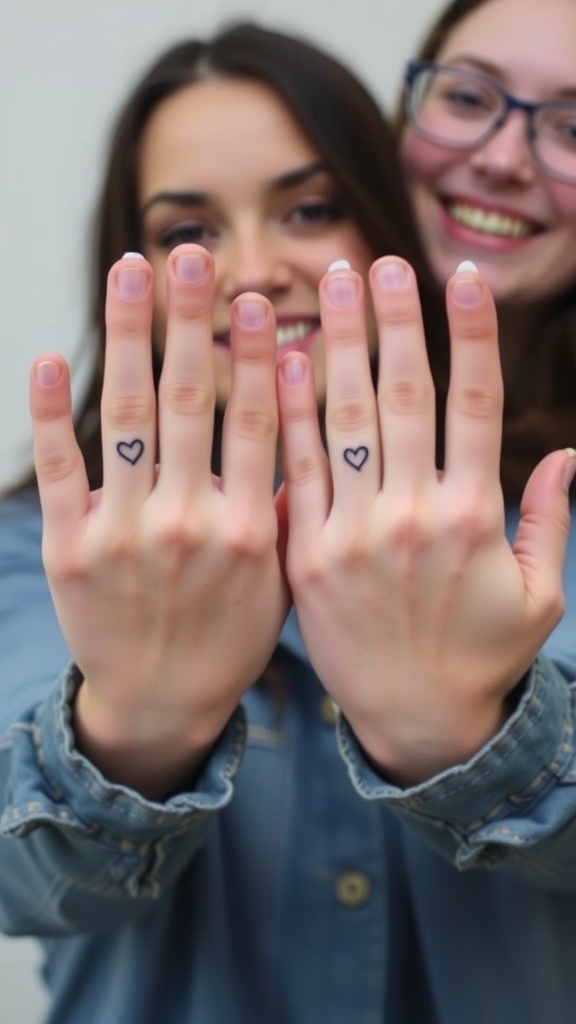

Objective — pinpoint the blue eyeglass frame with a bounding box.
[403,60,576,183]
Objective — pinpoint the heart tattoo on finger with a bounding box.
[116,439,145,465]
[343,446,369,471]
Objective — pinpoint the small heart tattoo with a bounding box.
[116,439,145,465]
[343,446,369,471]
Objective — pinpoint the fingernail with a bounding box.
[453,276,483,307]
[327,259,351,272]
[175,252,207,284]
[375,260,408,291]
[236,298,267,329]
[324,274,359,308]
[564,448,576,491]
[456,260,478,273]
[122,251,145,260]
[36,360,61,387]
[281,357,306,385]
[117,265,148,299]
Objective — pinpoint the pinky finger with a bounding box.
[277,354,330,548]
[30,354,89,540]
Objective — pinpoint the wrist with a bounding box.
[349,697,509,787]
[72,680,227,800]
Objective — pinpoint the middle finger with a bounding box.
[156,245,216,498]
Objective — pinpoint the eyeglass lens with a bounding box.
[409,67,576,181]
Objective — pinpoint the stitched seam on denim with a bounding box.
[44,684,246,824]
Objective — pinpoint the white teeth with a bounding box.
[276,321,318,347]
[449,203,533,238]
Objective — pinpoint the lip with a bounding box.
[437,193,546,253]
[214,315,322,357]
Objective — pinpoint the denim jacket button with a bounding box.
[335,871,371,908]
[319,695,340,726]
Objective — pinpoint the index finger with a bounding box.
[30,354,90,542]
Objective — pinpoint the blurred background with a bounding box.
[0,0,445,1018]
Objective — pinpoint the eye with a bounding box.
[286,199,343,228]
[444,88,485,109]
[438,83,496,118]
[427,71,501,121]
[157,222,219,251]
[551,115,576,147]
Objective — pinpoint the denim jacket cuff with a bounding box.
[337,654,573,826]
[27,664,247,841]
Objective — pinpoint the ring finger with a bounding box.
[321,262,381,521]
[100,253,157,519]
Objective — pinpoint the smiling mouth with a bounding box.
[445,200,542,239]
[214,318,320,348]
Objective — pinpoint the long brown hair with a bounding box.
[397,0,576,498]
[9,20,438,495]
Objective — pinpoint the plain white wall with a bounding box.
[0,0,445,1020]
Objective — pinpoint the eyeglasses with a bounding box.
[404,61,576,184]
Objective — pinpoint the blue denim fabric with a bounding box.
[1,491,576,1024]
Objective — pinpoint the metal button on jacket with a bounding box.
[319,695,339,726]
[335,871,372,908]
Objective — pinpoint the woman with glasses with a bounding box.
[400,0,576,497]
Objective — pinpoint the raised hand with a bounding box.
[30,245,289,798]
[278,257,574,785]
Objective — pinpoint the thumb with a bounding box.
[513,448,576,608]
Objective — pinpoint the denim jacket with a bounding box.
[1,491,576,1024]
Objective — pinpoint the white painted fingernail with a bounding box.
[564,448,576,491]
[456,260,479,273]
[122,251,145,260]
[328,259,351,273]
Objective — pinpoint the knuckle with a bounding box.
[446,504,494,552]
[108,312,149,338]
[160,379,213,418]
[454,316,492,342]
[380,299,419,327]
[35,447,79,484]
[387,511,431,556]
[170,298,208,324]
[103,391,155,430]
[451,384,501,419]
[42,546,83,583]
[337,530,371,568]
[284,454,321,486]
[289,550,324,590]
[103,526,140,564]
[225,517,273,558]
[155,513,205,556]
[328,397,375,433]
[229,405,277,441]
[380,376,433,415]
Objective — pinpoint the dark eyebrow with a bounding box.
[446,55,576,100]
[141,160,329,215]
[271,160,328,191]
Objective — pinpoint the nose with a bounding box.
[218,226,292,302]
[470,110,537,186]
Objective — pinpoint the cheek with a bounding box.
[550,182,576,232]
